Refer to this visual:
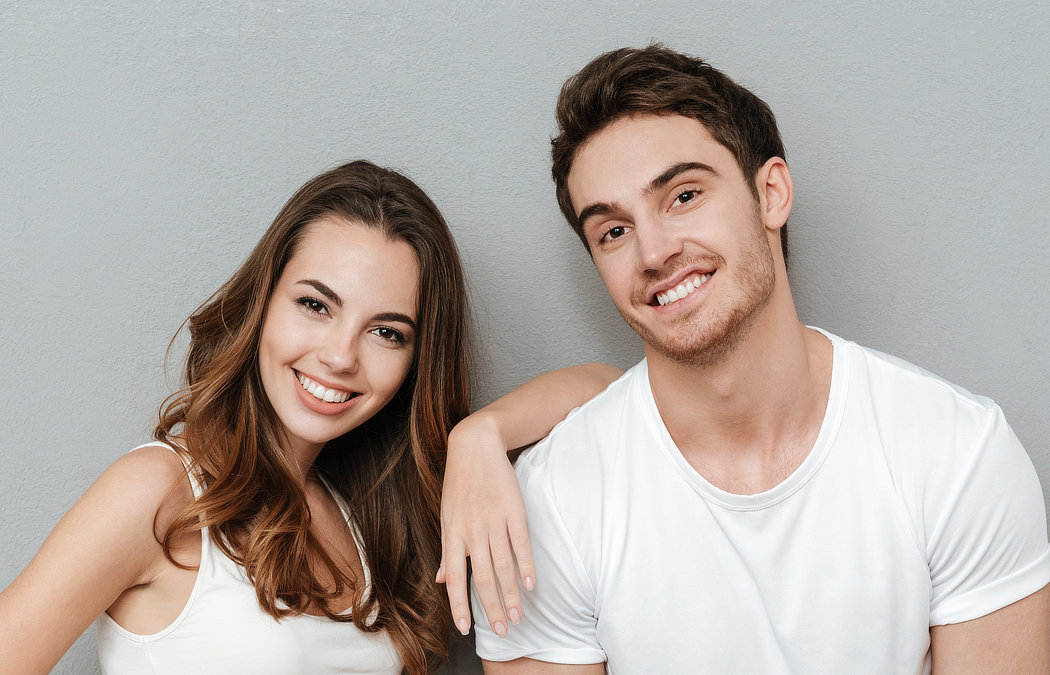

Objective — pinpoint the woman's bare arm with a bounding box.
[438,363,623,637]
[0,447,184,674]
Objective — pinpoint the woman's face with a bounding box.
[258,216,420,457]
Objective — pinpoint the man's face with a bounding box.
[567,114,777,366]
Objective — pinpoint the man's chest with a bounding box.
[586,458,933,673]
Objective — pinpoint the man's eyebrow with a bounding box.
[576,162,720,229]
[645,162,719,195]
[373,312,417,331]
[576,202,618,229]
[297,279,342,307]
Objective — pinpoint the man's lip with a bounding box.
[648,268,716,302]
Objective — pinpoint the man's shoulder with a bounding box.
[838,334,999,422]
[826,337,1050,626]
[829,331,1010,473]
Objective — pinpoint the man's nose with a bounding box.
[635,217,685,271]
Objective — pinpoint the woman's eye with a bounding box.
[296,297,329,315]
[371,326,408,344]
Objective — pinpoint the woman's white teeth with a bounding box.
[297,373,352,403]
[657,274,711,306]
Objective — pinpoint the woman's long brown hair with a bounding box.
[155,160,469,673]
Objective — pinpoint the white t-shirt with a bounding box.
[473,332,1050,674]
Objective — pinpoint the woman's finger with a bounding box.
[488,532,522,625]
[508,514,536,593]
[470,540,509,638]
[441,538,472,636]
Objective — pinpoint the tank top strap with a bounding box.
[315,475,376,609]
[131,440,205,499]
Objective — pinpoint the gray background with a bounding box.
[2,2,1048,673]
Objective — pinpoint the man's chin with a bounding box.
[628,311,752,368]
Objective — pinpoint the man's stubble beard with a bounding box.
[621,212,776,368]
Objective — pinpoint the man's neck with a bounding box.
[645,302,833,495]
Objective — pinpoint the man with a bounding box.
[471,45,1050,672]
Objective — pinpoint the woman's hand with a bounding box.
[435,363,623,637]
[437,413,534,637]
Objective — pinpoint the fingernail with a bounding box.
[508,607,521,624]
[494,621,507,637]
[524,576,535,591]
[456,617,470,635]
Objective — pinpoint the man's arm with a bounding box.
[931,583,1050,674]
[484,659,605,674]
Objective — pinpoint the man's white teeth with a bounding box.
[296,373,352,403]
[657,274,711,306]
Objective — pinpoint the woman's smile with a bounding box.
[257,217,420,458]
[292,369,360,413]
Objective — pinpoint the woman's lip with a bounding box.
[291,369,360,415]
[293,368,356,394]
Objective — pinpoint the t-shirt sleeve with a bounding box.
[471,454,606,664]
[926,404,1050,625]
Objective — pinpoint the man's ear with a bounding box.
[755,157,793,232]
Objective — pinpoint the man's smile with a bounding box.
[654,273,712,307]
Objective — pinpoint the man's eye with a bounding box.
[674,190,698,206]
[605,226,626,241]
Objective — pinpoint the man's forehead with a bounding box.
[566,114,732,211]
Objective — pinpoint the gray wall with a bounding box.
[2,2,1047,673]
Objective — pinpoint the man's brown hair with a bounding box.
[551,44,788,260]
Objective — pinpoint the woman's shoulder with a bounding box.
[110,440,190,487]
[97,441,197,527]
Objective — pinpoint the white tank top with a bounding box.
[95,442,402,674]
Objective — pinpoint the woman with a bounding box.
[0,160,617,674]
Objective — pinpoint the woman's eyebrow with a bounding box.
[374,312,417,331]
[297,279,341,307]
